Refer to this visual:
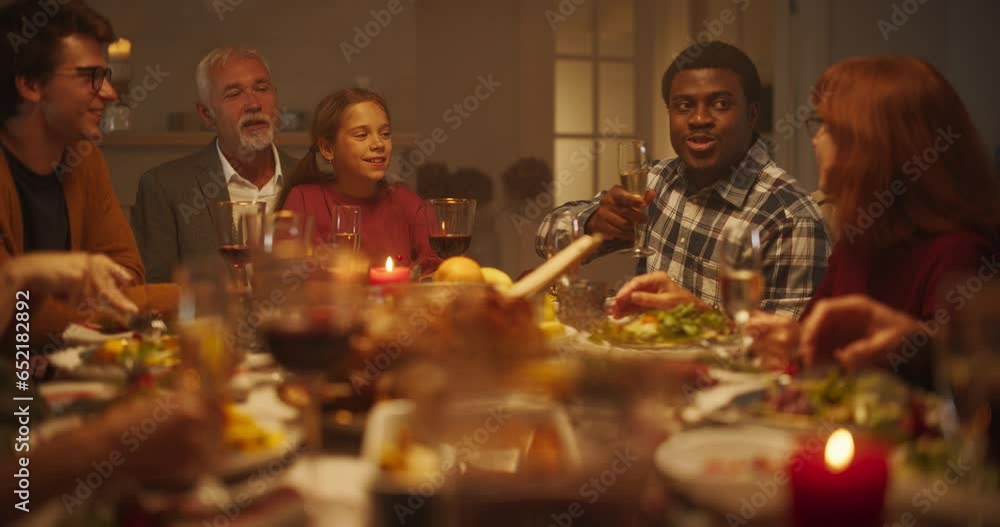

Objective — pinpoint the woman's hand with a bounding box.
[799,295,921,370]
[611,271,704,318]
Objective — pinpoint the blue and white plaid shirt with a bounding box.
[536,139,831,318]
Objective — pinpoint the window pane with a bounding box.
[553,0,594,56]
[598,0,634,57]
[555,60,594,135]
[554,138,596,204]
[598,62,634,136]
[597,138,620,192]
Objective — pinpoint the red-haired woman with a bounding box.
[749,56,1000,371]
[277,89,440,273]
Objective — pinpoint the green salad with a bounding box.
[588,303,731,346]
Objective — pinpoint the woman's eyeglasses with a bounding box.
[52,66,113,93]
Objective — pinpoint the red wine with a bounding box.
[430,234,471,258]
[219,244,250,268]
[261,313,357,377]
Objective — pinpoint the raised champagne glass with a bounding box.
[617,140,654,257]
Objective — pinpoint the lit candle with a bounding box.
[789,428,889,527]
[369,257,410,286]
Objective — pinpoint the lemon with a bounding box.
[433,256,484,282]
[481,267,513,289]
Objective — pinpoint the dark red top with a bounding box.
[282,183,441,273]
[802,229,997,320]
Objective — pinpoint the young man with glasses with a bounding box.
[0,1,143,341]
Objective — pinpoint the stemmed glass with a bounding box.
[426,198,476,258]
[329,205,361,253]
[243,210,315,259]
[617,140,654,257]
[718,225,763,362]
[211,201,266,291]
[254,255,366,462]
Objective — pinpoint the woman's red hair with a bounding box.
[813,56,1000,244]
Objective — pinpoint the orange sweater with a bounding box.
[1,142,144,349]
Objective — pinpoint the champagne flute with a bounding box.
[719,225,763,362]
[329,205,361,253]
[617,140,654,257]
[426,198,477,258]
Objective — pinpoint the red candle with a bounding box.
[789,428,889,527]
[369,257,410,286]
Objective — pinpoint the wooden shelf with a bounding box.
[99,131,420,148]
[99,132,311,148]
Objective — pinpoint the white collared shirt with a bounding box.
[215,140,284,212]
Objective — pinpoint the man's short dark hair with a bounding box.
[661,41,761,107]
[0,0,115,122]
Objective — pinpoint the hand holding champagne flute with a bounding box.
[618,140,654,257]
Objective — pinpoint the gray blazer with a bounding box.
[130,141,299,283]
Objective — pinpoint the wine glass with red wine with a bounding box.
[426,198,476,258]
[211,201,266,291]
[253,255,366,458]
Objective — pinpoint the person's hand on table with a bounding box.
[611,271,704,318]
[585,186,656,240]
[3,252,138,317]
[799,295,921,370]
[745,311,800,370]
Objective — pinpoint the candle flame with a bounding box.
[385,256,394,272]
[824,428,854,473]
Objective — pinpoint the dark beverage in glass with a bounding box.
[219,244,250,268]
[430,234,472,258]
[261,309,358,378]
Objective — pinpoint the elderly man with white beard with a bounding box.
[131,47,298,283]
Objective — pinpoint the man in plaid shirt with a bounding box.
[537,42,830,319]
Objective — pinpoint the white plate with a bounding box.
[655,425,796,519]
[38,380,119,408]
